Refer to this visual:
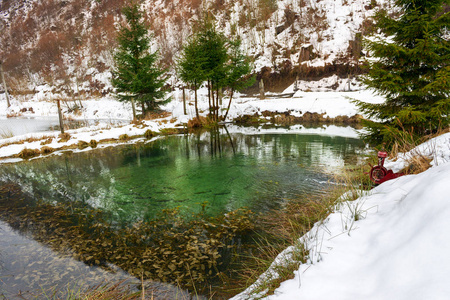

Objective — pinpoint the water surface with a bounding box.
[0,130,363,221]
[0,128,365,297]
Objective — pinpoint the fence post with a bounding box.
[0,62,11,108]
[57,99,64,134]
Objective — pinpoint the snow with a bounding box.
[231,132,450,300]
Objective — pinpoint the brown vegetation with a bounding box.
[17,148,41,159]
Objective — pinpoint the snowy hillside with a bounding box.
[0,0,388,95]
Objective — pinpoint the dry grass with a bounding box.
[41,146,55,155]
[388,126,449,175]
[143,111,171,120]
[0,128,14,139]
[77,140,90,150]
[58,132,71,143]
[159,128,180,135]
[187,116,207,128]
[40,137,54,145]
[89,139,98,148]
[17,147,41,159]
[238,164,371,298]
[6,111,23,118]
[119,134,130,141]
[72,282,140,300]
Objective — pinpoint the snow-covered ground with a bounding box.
[232,132,450,300]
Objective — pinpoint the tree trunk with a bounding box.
[224,89,234,121]
[218,87,223,106]
[182,87,187,115]
[131,99,137,120]
[207,80,212,117]
[194,86,199,119]
[215,87,220,121]
[211,84,216,121]
[0,63,11,108]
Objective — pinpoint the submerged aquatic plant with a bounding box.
[0,184,255,296]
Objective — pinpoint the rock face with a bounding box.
[0,0,383,94]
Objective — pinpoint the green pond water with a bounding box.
[0,128,365,298]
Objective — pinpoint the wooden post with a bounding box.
[182,86,187,115]
[259,78,265,100]
[57,99,64,134]
[0,62,11,108]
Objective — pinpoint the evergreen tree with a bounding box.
[354,0,450,147]
[111,1,169,119]
[178,23,253,123]
[198,24,228,121]
[177,34,208,119]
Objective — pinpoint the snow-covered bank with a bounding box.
[232,132,450,300]
[0,88,384,162]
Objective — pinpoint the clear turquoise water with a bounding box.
[0,128,365,298]
[0,129,364,223]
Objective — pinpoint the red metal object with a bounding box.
[370,151,402,185]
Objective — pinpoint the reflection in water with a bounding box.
[0,127,364,298]
[0,129,364,223]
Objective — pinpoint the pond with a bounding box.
[0,117,128,137]
[0,126,365,298]
[0,117,60,137]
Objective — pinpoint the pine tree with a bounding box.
[177,23,254,123]
[196,22,228,121]
[111,1,169,119]
[355,0,450,147]
[177,34,207,120]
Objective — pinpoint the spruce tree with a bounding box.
[355,0,450,147]
[111,1,169,118]
[197,24,228,121]
[177,34,208,119]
